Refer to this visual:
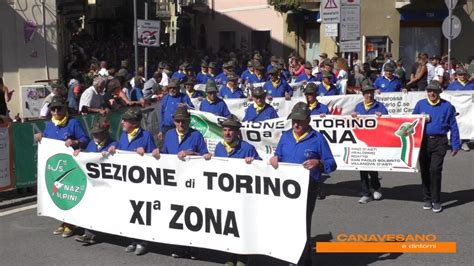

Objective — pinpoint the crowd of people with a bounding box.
[11,44,473,265]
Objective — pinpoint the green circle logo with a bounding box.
[45,153,87,210]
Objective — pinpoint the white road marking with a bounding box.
[0,204,37,217]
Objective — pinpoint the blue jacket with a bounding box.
[318,83,339,96]
[199,98,231,117]
[43,117,89,145]
[446,80,474,91]
[263,80,293,97]
[85,138,118,152]
[130,86,144,101]
[248,74,266,84]
[118,128,157,152]
[219,86,245,99]
[214,139,261,160]
[240,69,253,84]
[412,99,460,150]
[196,72,211,84]
[275,128,337,182]
[171,71,187,82]
[160,93,194,132]
[374,76,402,92]
[243,104,279,122]
[316,72,337,84]
[186,90,206,99]
[161,128,209,155]
[214,73,228,85]
[295,73,316,83]
[354,100,388,115]
[310,102,330,115]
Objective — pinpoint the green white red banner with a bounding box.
[190,111,425,172]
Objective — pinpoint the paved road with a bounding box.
[0,151,472,265]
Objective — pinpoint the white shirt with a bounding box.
[98,68,109,77]
[432,65,445,82]
[426,63,435,82]
[39,93,56,118]
[159,72,169,86]
[79,86,102,112]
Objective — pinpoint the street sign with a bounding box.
[321,0,341,23]
[340,40,360,52]
[137,19,161,47]
[444,0,458,9]
[442,15,462,40]
[340,5,360,41]
[325,23,338,37]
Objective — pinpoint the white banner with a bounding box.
[37,139,308,264]
[190,91,474,140]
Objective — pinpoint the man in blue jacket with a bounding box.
[160,79,194,136]
[413,81,460,213]
[108,107,159,256]
[74,116,118,245]
[243,87,278,122]
[447,68,474,90]
[247,63,266,84]
[318,71,338,96]
[263,67,292,99]
[305,83,330,116]
[214,115,261,161]
[219,73,245,99]
[373,63,402,92]
[351,85,389,204]
[196,61,210,84]
[270,102,336,266]
[200,79,231,117]
[295,62,317,83]
[240,60,254,85]
[34,96,90,239]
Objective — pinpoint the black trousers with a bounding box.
[298,181,319,266]
[359,171,381,197]
[419,136,447,203]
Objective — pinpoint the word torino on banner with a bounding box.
[190,111,426,172]
[37,139,309,264]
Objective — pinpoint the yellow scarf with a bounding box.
[176,129,185,144]
[186,90,194,99]
[209,73,215,77]
[459,80,466,86]
[309,101,318,111]
[222,139,239,155]
[201,70,207,75]
[249,70,254,75]
[428,98,440,106]
[292,129,309,143]
[127,128,139,142]
[227,82,236,92]
[364,101,374,111]
[254,102,265,114]
[257,74,263,80]
[94,138,107,149]
[271,79,280,88]
[52,115,68,127]
[384,76,393,81]
[323,83,331,91]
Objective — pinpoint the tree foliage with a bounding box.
[268,0,301,13]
